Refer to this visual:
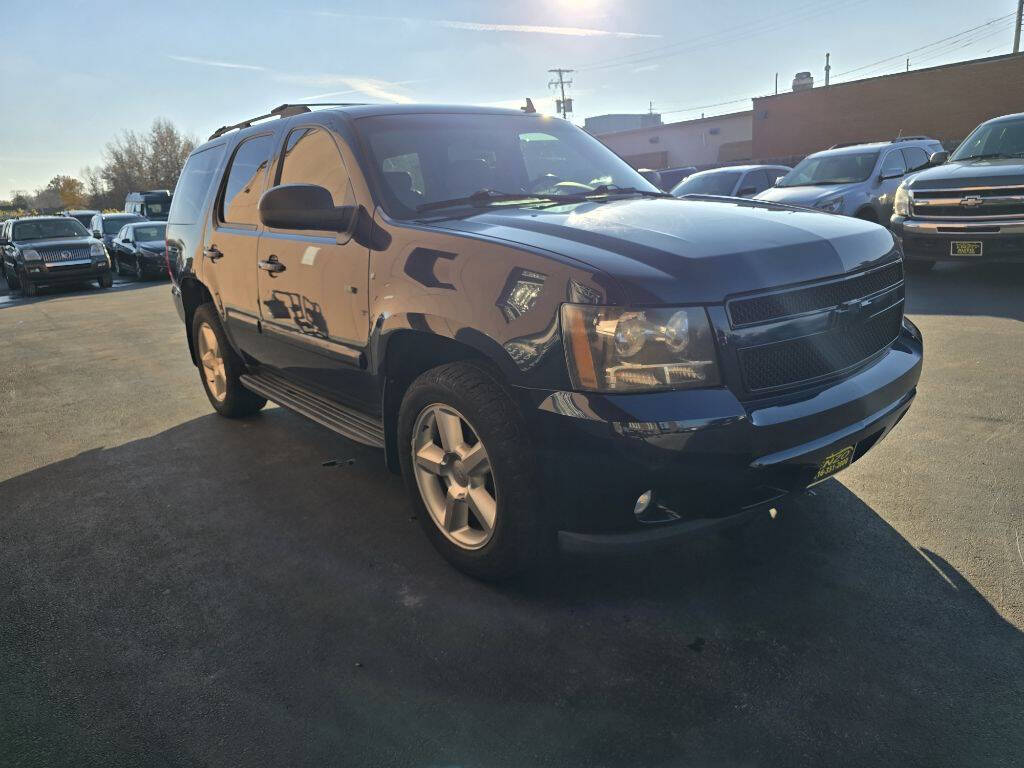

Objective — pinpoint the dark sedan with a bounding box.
[109,222,167,279]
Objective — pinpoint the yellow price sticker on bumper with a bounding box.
[814,445,856,481]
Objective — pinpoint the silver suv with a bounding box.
[756,137,944,223]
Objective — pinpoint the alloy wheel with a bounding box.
[197,322,228,402]
[411,403,498,550]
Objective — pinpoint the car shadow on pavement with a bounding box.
[904,261,1024,321]
[1,410,1022,768]
[0,277,162,308]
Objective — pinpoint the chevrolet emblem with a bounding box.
[959,195,984,208]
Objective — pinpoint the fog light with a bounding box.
[634,490,654,517]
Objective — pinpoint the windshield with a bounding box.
[143,202,169,216]
[777,151,879,187]
[103,216,143,234]
[134,225,166,241]
[356,113,659,218]
[12,219,89,241]
[951,118,1024,160]
[671,170,742,197]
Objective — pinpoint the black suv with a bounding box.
[168,104,923,578]
[892,112,1024,270]
[1,216,112,295]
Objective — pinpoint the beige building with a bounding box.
[596,110,753,169]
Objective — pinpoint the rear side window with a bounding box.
[740,169,770,194]
[220,135,274,226]
[276,127,352,205]
[169,144,226,224]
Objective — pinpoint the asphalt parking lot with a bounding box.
[1,266,1022,767]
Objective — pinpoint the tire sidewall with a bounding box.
[191,304,265,417]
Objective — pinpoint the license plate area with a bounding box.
[812,444,857,482]
[950,240,983,256]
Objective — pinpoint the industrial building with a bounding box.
[584,113,664,135]
[593,52,1024,171]
[596,110,753,170]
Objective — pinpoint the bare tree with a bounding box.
[95,118,197,208]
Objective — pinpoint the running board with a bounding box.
[239,370,385,449]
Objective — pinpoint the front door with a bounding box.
[876,150,907,219]
[204,132,275,359]
[255,123,370,399]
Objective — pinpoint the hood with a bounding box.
[753,183,859,209]
[434,197,895,304]
[14,236,97,250]
[905,157,1024,190]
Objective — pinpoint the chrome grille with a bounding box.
[911,186,1024,220]
[37,246,92,264]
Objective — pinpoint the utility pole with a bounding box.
[1015,0,1023,53]
[824,52,831,86]
[548,68,575,119]
[906,58,910,71]
[774,72,779,95]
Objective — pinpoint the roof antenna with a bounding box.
[521,98,536,114]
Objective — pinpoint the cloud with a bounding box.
[167,55,266,71]
[274,73,417,104]
[632,64,660,73]
[314,11,658,38]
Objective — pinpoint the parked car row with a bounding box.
[0,191,172,296]
[658,116,1024,271]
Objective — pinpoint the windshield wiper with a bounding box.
[588,184,673,199]
[416,189,584,214]
[956,152,1024,161]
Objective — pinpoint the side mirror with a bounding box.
[737,186,757,197]
[259,184,354,232]
[929,150,949,166]
[638,169,663,190]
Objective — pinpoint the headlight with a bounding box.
[893,183,910,217]
[560,304,720,392]
[21,249,40,262]
[89,243,106,257]
[814,195,844,214]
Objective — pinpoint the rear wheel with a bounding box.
[398,361,549,580]
[192,303,267,418]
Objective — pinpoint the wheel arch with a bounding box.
[379,329,494,473]
[179,277,215,366]
[854,205,879,222]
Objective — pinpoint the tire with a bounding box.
[5,266,20,292]
[97,273,113,288]
[112,254,121,276]
[855,208,878,223]
[136,257,145,280]
[22,276,36,297]
[397,361,549,580]
[904,259,936,274]
[191,303,266,418]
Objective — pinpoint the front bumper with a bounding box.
[891,216,1024,263]
[138,255,169,276]
[520,323,923,553]
[21,261,110,285]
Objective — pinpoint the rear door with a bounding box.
[205,132,275,358]
[255,121,370,396]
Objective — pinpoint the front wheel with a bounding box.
[22,276,36,297]
[97,273,113,288]
[398,361,549,580]
[191,303,267,417]
[136,257,145,280]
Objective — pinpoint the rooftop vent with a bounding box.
[793,71,814,92]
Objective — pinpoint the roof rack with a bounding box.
[827,141,867,149]
[891,135,930,143]
[208,103,367,140]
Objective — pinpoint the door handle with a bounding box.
[258,255,286,276]
[204,245,224,262]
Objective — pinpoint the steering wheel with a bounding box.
[526,173,565,193]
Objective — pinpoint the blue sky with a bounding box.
[0,0,1016,199]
